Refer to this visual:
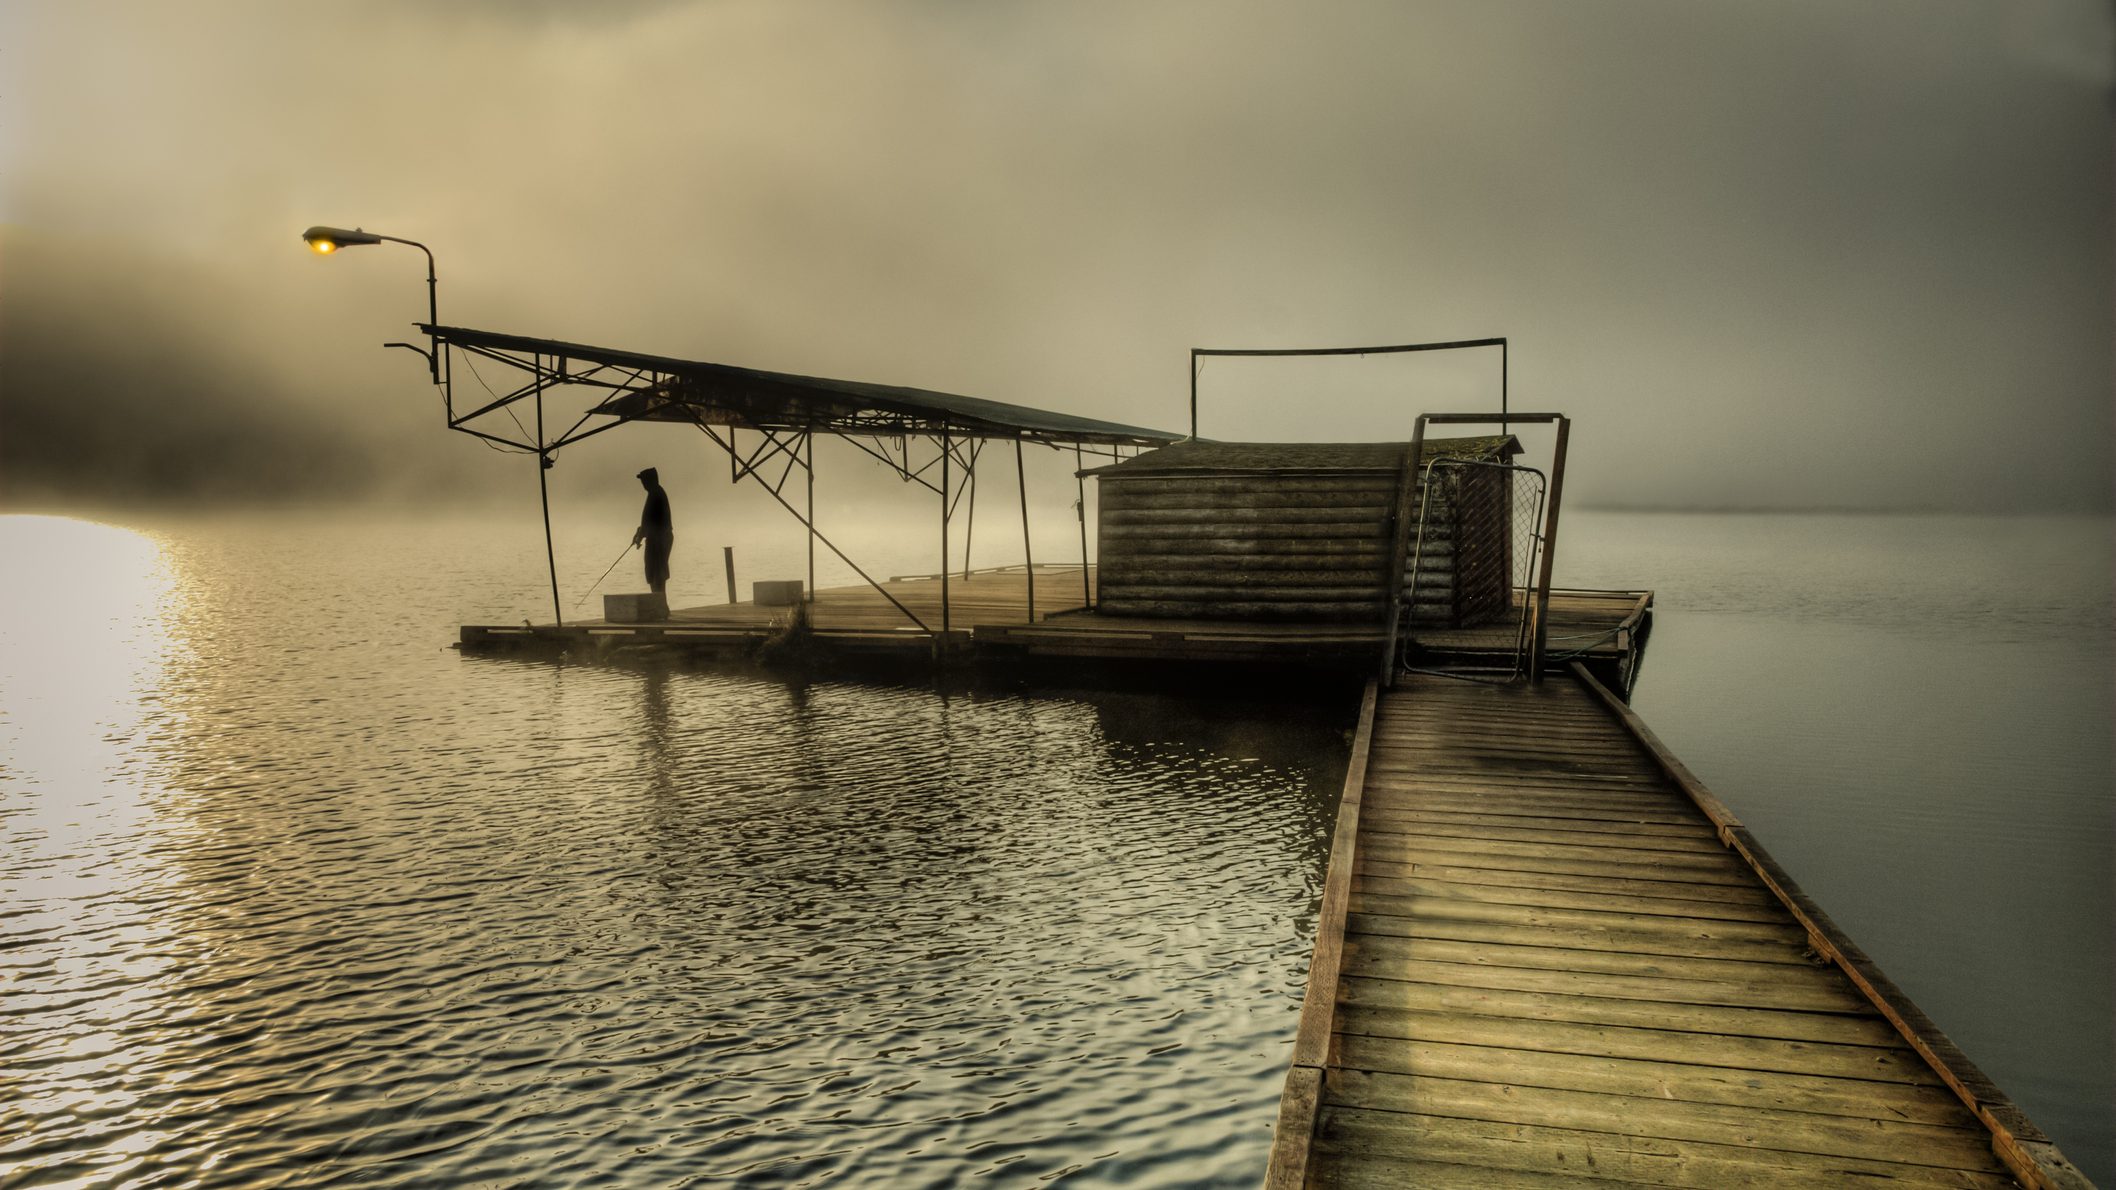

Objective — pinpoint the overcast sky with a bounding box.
[1,0,2109,511]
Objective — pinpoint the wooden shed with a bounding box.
[1082,436,1522,622]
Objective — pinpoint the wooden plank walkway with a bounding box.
[1268,671,2087,1190]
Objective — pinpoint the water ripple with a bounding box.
[0,513,1349,1188]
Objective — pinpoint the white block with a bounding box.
[604,593,668,623]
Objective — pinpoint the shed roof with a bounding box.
[424,323,1181,447]
[1081,435,1521,478]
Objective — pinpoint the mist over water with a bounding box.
[3,2,2109,512]
[1562,511,2116,1179]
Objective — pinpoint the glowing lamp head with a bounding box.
[301,225,382,255]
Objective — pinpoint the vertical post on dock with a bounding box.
[940,427,952,643]
[1379,419,1429,689]
[534,353,563,628]
[1527,416,1569,686]
[804,429,816,604]
[1016,438,1035,623]
[1075,444,1091,610]
[1189,349,1199,440]
[963,441,977,581]
[724,546,736,604]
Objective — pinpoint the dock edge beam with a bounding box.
[1262,678,1377,1190]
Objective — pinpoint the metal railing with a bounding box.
[1380,412,1570,686]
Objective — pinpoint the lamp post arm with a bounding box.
[373,234,439,383]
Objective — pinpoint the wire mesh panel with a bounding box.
[1401,459,1547,678]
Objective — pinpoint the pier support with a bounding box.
[1075,445,1091,610]
[805,429,815,604]
[940,427,951,640]
[1017,439,1034,622]
[534,357,562,628]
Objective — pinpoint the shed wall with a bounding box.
[1097,474,1397,619]
[1096,466,1516,623]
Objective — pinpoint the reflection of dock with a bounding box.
[459,574,1649,681]
[1266,671,2083,1190]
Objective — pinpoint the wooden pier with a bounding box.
[364,319,2082,1184]
[459,570,1649,678]
[1266,671,2086,1189]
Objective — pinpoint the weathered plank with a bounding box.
[1349,891,1813,947]
[1357,816,1729,855]
[1341,931,1835,987]
[1261,1063,1321,1190]
[1331,1034,1970,1126]
[1353,872,1790,923]
[1334,1002,1945,1085]
[1357,789,1708,825]
[1338,975,1900,1047]
[1356,839,1759,889]
[1351,856,1781,905]
[1340,950,1863,1014]
[1310,1149,1660,1189]
[1358,806,1722,842]
[1323,1069,2000,1170]
[1317,1107,2017,1189]
[1346,904,1825,967]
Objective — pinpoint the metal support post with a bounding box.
[1016,438,1034,622]
[804,430,816,603]
[1527,416,1570,685]
[534,357,562,627]
[939,429,952,641]
[1378,418,1429,687]
[963,440,977,580]
[1189,350,1199,439]
[1075,444,1091,610]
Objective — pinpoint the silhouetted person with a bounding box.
[632,467,674,607]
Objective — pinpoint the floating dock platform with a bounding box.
[1266,670,2086,1189]
[459,567,1651,683]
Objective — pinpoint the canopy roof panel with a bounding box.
[425,324,1181,447]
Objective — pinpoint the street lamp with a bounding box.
[300,225,439,382]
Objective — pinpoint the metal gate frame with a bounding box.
[1401,457,1548,682]
[1380,412,1571,687]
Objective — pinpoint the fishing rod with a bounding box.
[574,540,637,610]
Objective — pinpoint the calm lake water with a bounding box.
[2,507,2110,1185]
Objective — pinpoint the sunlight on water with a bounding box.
[0,515,181,793]
[0,515,192,1185]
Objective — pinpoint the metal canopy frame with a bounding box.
[418,324,1177,638]
[1189,336,1509,440]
